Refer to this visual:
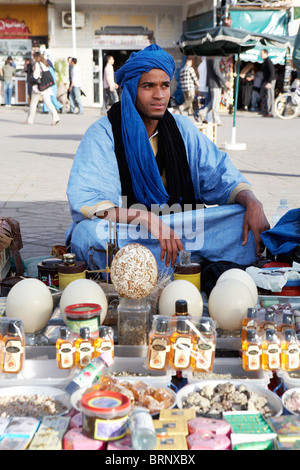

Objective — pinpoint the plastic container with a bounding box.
[107,356,172,387]
[272,199,290,227]
[65,303,102,339]
[130,407,157,450]
[81,390,131,441]
[38,258,63,288]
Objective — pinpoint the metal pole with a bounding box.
[71,0,76,56]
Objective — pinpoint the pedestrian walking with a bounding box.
[24,52,60,126]
[103,55,119,111]
[23,58,33,103]
[196,58,231,126]
[43,60,63,114]
[68,58,84,114]
[178,56,198,115]
[194,57,211,122]
[1,56,15,107]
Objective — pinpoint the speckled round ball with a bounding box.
[208,279,256,331]
[5,278,54,333]
[110,243,158,299]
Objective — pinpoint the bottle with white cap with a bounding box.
[272,199,289,227]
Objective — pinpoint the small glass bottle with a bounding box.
[148,317,171,370]
[242,329,262,371]
[277,312,296,334]
[74,327,94,369]
[261,329,281,371]
[170,318,193,370]
[56,326,75,369]
[174,299,189,317]
[191,319,216,373]
[259,310,276,333]
[65,352,113,395]
[117,297,151,346]
[281,329,300,371]
[130,407,157,450]
[1,321,25,374]
[94,326,114,361]
[241,308,258,342]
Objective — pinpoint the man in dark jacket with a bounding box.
[196,58,230,126]
[260,49,276,117]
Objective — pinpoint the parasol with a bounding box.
[179,26,291,150]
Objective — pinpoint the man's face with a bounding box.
[135,69,171,121]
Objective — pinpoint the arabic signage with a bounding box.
[0,17,31,39]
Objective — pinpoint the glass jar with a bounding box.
[117,297,151,345]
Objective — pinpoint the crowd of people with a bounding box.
[0,47,296,125]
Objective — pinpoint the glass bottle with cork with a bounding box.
[242,329,262,371]
[56,326,75,370]
[191,318,216,373]
[170,318,193,370]
[281,329,300,371]
[148,317,171,371]
[94,326,114,362]
[261,329,281,371]
[75,327,94,369]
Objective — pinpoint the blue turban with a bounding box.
[114,44,176,208]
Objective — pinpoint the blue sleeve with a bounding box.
[173,114,250,206]
[66,116,122,223]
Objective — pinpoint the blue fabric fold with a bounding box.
[114,44,176,208]
[261,208,300,255]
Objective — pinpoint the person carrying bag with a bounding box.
[24,52,59,126]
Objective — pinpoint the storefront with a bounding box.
[0,4,48,105]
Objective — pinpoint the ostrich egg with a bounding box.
[217,268,258,305]
[158,280,203,320]
[208,279,256,331]
[110,243,158,299]
[5,278,54,333]
[60,279,107,324]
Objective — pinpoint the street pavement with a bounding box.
[0,105,299,263]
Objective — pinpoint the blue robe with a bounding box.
[66,113,257,274]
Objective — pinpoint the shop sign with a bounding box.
[0,18,31,39]
[93,34,151,49]
[0,39,32,56]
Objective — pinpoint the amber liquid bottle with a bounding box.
[259,310,277,333]
[277,312,296,334]
[75,327,94,369]
[191,319,216,373]
[148,318,171,371]
[170,318,193,370]
[281,329,300,371]
[94,326,114,361]
[242,329,262,371]
[261,329,281,371]
[1,321,25,374]
[56,327,75,369]
[241,308,258,342]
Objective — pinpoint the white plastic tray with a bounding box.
[187,357,271,388]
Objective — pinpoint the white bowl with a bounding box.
[281,387,300,415]
[176,379,283,417]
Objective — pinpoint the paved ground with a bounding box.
[0,104,299,263]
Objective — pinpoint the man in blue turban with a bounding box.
[66,44,269,271]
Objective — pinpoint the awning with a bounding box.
[230,9,289,64]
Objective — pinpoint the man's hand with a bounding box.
[235,190,270,257]
[98,207,183,267]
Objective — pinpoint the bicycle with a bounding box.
[274,82,300,120]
